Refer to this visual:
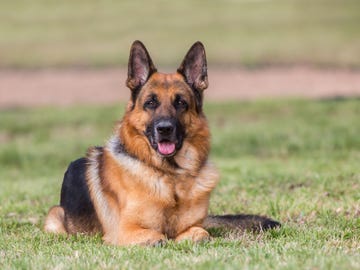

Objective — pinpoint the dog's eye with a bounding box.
[144,98,159,110]
[174,96,188,110]
[177,100,187,107]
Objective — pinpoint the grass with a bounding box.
[0,99,359,269]
[0,0,359,68]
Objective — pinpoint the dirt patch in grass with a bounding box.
[1,67,360,108]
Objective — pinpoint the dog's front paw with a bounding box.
[175,226,210,243]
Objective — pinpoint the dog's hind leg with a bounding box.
[44,205,66,234]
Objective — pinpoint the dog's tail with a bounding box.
[203,214,281,232]
[44,205,66,234]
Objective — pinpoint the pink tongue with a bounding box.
[158,142,176,155]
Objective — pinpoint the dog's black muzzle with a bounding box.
[146,117,184,157]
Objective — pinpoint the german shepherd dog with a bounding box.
[44,41,280,246]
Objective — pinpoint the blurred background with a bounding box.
[1,0,360,68]
[0,0,359,106]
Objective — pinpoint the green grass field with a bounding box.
[0,99,359,269]
[0,0,359,68]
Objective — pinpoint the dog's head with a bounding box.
[120,41,210,169]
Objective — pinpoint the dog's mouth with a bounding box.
[157,140,176,157]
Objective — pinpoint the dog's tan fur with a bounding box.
[88,72,218,245]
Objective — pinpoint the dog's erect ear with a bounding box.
[177,41,208,91]
[126,40,157,91]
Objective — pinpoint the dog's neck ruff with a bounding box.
[105,134,205,177]
[107,135,129,157]
[106,134,147,172]
[105,134,219,194]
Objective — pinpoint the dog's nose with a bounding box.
[156,120,174,135]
